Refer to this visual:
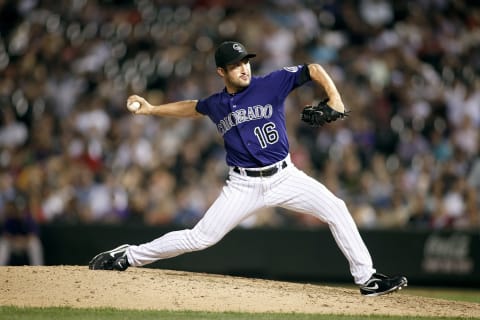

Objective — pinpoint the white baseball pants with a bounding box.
[126,155,375,284]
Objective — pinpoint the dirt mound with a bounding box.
[1,266,478,317]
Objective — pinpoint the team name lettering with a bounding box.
[217,104,273,135]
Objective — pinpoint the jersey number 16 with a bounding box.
[254,122,279,149]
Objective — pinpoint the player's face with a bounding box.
[219,58,252,93]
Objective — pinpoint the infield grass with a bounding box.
[0,306,477,320]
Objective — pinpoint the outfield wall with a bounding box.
[35,225,480,287]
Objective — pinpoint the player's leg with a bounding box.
[265,165,375,285]
[124,173,264,266]
[266,165,408,295]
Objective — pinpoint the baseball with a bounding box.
[128,101,140,111]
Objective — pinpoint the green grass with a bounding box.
[0,306,474,320]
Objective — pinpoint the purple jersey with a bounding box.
[196,65,310,167]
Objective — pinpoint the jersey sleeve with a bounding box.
[296,64,311,86]
[266,65,312,99]
[195,98,208,115]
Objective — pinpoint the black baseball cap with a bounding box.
[214,41,256,68]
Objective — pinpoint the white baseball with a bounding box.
[128,101,140,111]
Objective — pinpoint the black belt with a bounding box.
[233,161,287,177]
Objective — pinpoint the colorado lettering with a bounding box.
[217,104,273,135]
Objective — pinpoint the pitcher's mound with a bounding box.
[0,266,478,318]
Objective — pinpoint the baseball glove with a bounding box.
[301,98,349,127]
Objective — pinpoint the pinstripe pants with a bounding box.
[127,155,375,284]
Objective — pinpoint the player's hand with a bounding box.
[126,95,149,114]
[326,97,345,113]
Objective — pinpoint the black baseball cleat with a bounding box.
[88,244,130,271]
[360,273,408,296]
[112,253,130,271]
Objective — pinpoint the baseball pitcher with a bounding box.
[89,41,407,296]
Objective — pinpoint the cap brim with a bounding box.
[223,53,256,66]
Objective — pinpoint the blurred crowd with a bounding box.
[0,0,479,236]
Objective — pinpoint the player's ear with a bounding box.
[216,67,225,78]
